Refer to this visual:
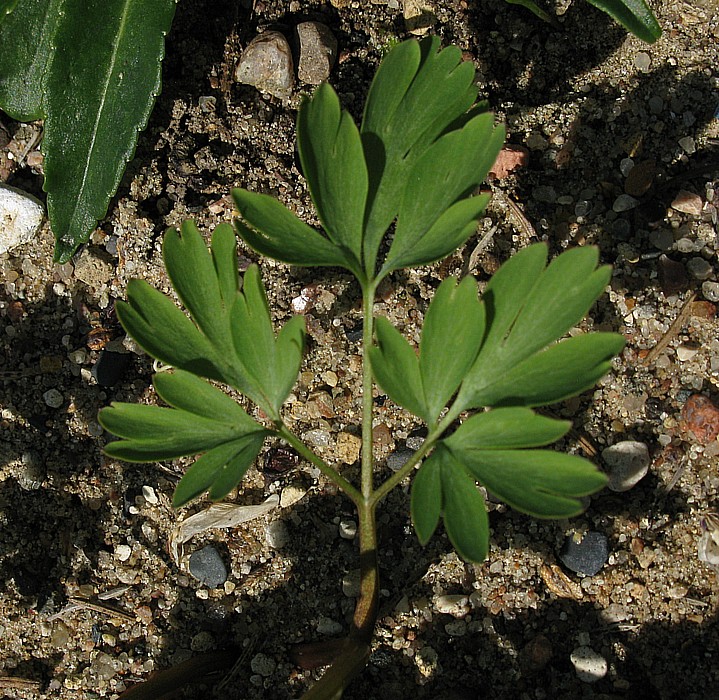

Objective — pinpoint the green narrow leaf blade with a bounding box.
[447,408,571,450]
[173,433,266,507]
[274,315,306,409]
[99,403,259,461]
[297,83,367,269]
[233,189,358,271]
[411,451,442,545]
[438,446,490,563]
[45,0,176,262]
[466,332,625,408]
[163,222,233,352]
[453,448,608,518]
[152,370,261,431]
[369,316,428,421]
[419,276,485,422]
[0,0,63,120]
[586,0,661,43]
[211,223,241,310]
[504,0,558,26]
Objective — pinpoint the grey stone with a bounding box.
[612,194,638,212]
[297,22,337,85]
[602,440,650,492]
[387,448,415,471]
[0,183,44,254]
[686,256,713,281]
[188,545,227,588]
[570,646,608,682]
[701,280,719,302]
[235,32,294,98]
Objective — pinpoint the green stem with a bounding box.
[277,424,362,507]
[361,280,378,500]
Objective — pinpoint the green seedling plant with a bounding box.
[99,37,625,699]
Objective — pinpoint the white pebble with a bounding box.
[265,520,289,549]
[115,544,132,562]
[434,594,470,617]
[602,441,650,492]
[676,345,699,362]
[570,646,608,682]
[338,519,357,539]
[142,485,158,504]
[0,184,44,254]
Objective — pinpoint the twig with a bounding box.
[641,291,696,366]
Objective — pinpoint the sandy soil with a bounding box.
[1,1,719,698]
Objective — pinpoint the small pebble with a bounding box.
[305,429,330,447]
[342,569,360,597]
[316,617,343,636]
[612,194,638,212]
[559,531,608,576]
[658,255,688,294]
[338,519,357,539]
[43,388,64,408]
[0,183,44,254]
[671,190,703,216]
[532,185,557,203]
[648,95,664,114]
[188,546,227,588]
[634,52,651,72]
[701,281,719,302]
[681,394,719,445]
[280,482,307,508]
[521,635,553,671]
[250,653,276,677]
[265,520,290,549]
[686,257,713,281]
[235,31,294,98]
[141,485,158,505]
[648,228,674,251]
[602,440,650,492]
[336,432,361,464]
[91,350,131,387]
[624,159,656,197]
[570,646,608,683]
[676,344,699,362]
[115,544,132,562]
[678,136,696,154]
[434,594,470,617]
[296,22,337,85]
[387,448,415,471]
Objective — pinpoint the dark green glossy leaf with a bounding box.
[173,433,266,507]
[448,447,607,518]
[0,0,19,19]
[411,451,442,545]
[447,408,570,450]
[467,332,625,408]
[0,0,62,120]
[369,316,428,421]
[383,114,504,273]
[297,83,367,270]
[586,0,661,43]
[233,189,358,271]
[420,276,485,422]
[438,445,490,563]
[360,37,480,271]
[45,0,176,262]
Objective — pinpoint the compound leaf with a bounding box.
[360,37,480,271]
[233,188,359,272]
[297,82,367,271]
[382,113,504,274]
[457,243,624,411]
[45,0,176,262]
[419,275,485,422]
[586,0,661,43]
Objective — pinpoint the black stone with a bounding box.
[92,350,131,387]
[559,531,608,577]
